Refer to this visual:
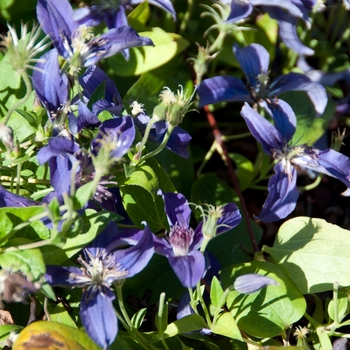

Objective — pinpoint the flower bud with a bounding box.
[0,123,14,149]
[153,85,196,127]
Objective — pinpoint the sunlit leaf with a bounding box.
[263,217,350,293]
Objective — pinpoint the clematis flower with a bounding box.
[37,137,80,203]
[79,65,123,117]
[45,221,154,349]
[223,0,317,55]
[32,50,102,133]
[198,43,327,140]
[0,185,36,208]
[36,0,153,69]
[133,111,192,158]
[74,0,176,29]
[37,131,132,211]
[240,102,350,222]
[92,116,136,160]
[153,191,241,288]
[79,66,192,158]
[234,273,279,294]
[32,49,70,122]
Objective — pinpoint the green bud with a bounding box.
[196,204,228,239]
[331,128,346,152]
[153,85,196,127]
[0,22,50,73]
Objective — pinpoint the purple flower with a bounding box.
[74,0,176,29]
[240,102,350,222]
[133,112,192,158]
[45,221,154,349]
[92,116,136,160]
[37,136,123,211]
[32,50,103,133]
[32,49,70,121]
[234,273,279,294]
[37,137,80,202]
[225,0,316,55]
[198,43,327,140]
[79,65,123,117]
[0,185,36,208]
[153,192,241,288]
[37,0,153,68]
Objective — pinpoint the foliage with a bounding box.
[1,0,350,349]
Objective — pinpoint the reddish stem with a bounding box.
[203,105,259,253]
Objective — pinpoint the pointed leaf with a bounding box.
[164,314,208,337]
[211,312,242,341]
[210,276,225,308]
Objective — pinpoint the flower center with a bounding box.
[254,73,270,99]
[271,144,319,179]
[70,249,128,295]
[168,223,194,256]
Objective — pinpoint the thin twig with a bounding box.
[203,105,259,252]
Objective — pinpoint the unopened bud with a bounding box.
[0,123,14,149]
[153,85,196,127]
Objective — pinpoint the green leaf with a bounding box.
[106,28,189,76]
[47,303,78,329]
[156,299,168,334]
[63,210,120,258]
[122,164,159,199]
[164,314,208,338]
[120,185,167,232]
[221,261,306,338]
[12,321,100,350]
[263,217,350,294]
[211,312,242,341]
[131,308,147,330]
[280,91,335,145]
[0,324,22,342]
[73,181,96,209]
[229,153,255,191]
[87,81,106,110]
[124,57,193,114]
[128,2,150,30]
[327,287,350,323]
[0,58,33,118]
[0,248,45,281]
[144,157,176,193]
[191,173,239,217]
[0,206,49,246]
[210,276,224,308]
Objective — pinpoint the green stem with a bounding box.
[136,116,160,160]
[188,288,199,315]
[332,282,340,331]
[196,140,217,177]
[115,285,158,350]
[73,71,84,102]
[3,69,32,125]
[212,285,234,326]
[116,285,133,329]
[160,339,170,350]
[298,174,322,191]
[209,30,226,54]
[15,162,22,195]
[221,132,252,141]
[141,124,175,161]
[196,282,212,327]
[179,0,194,34]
